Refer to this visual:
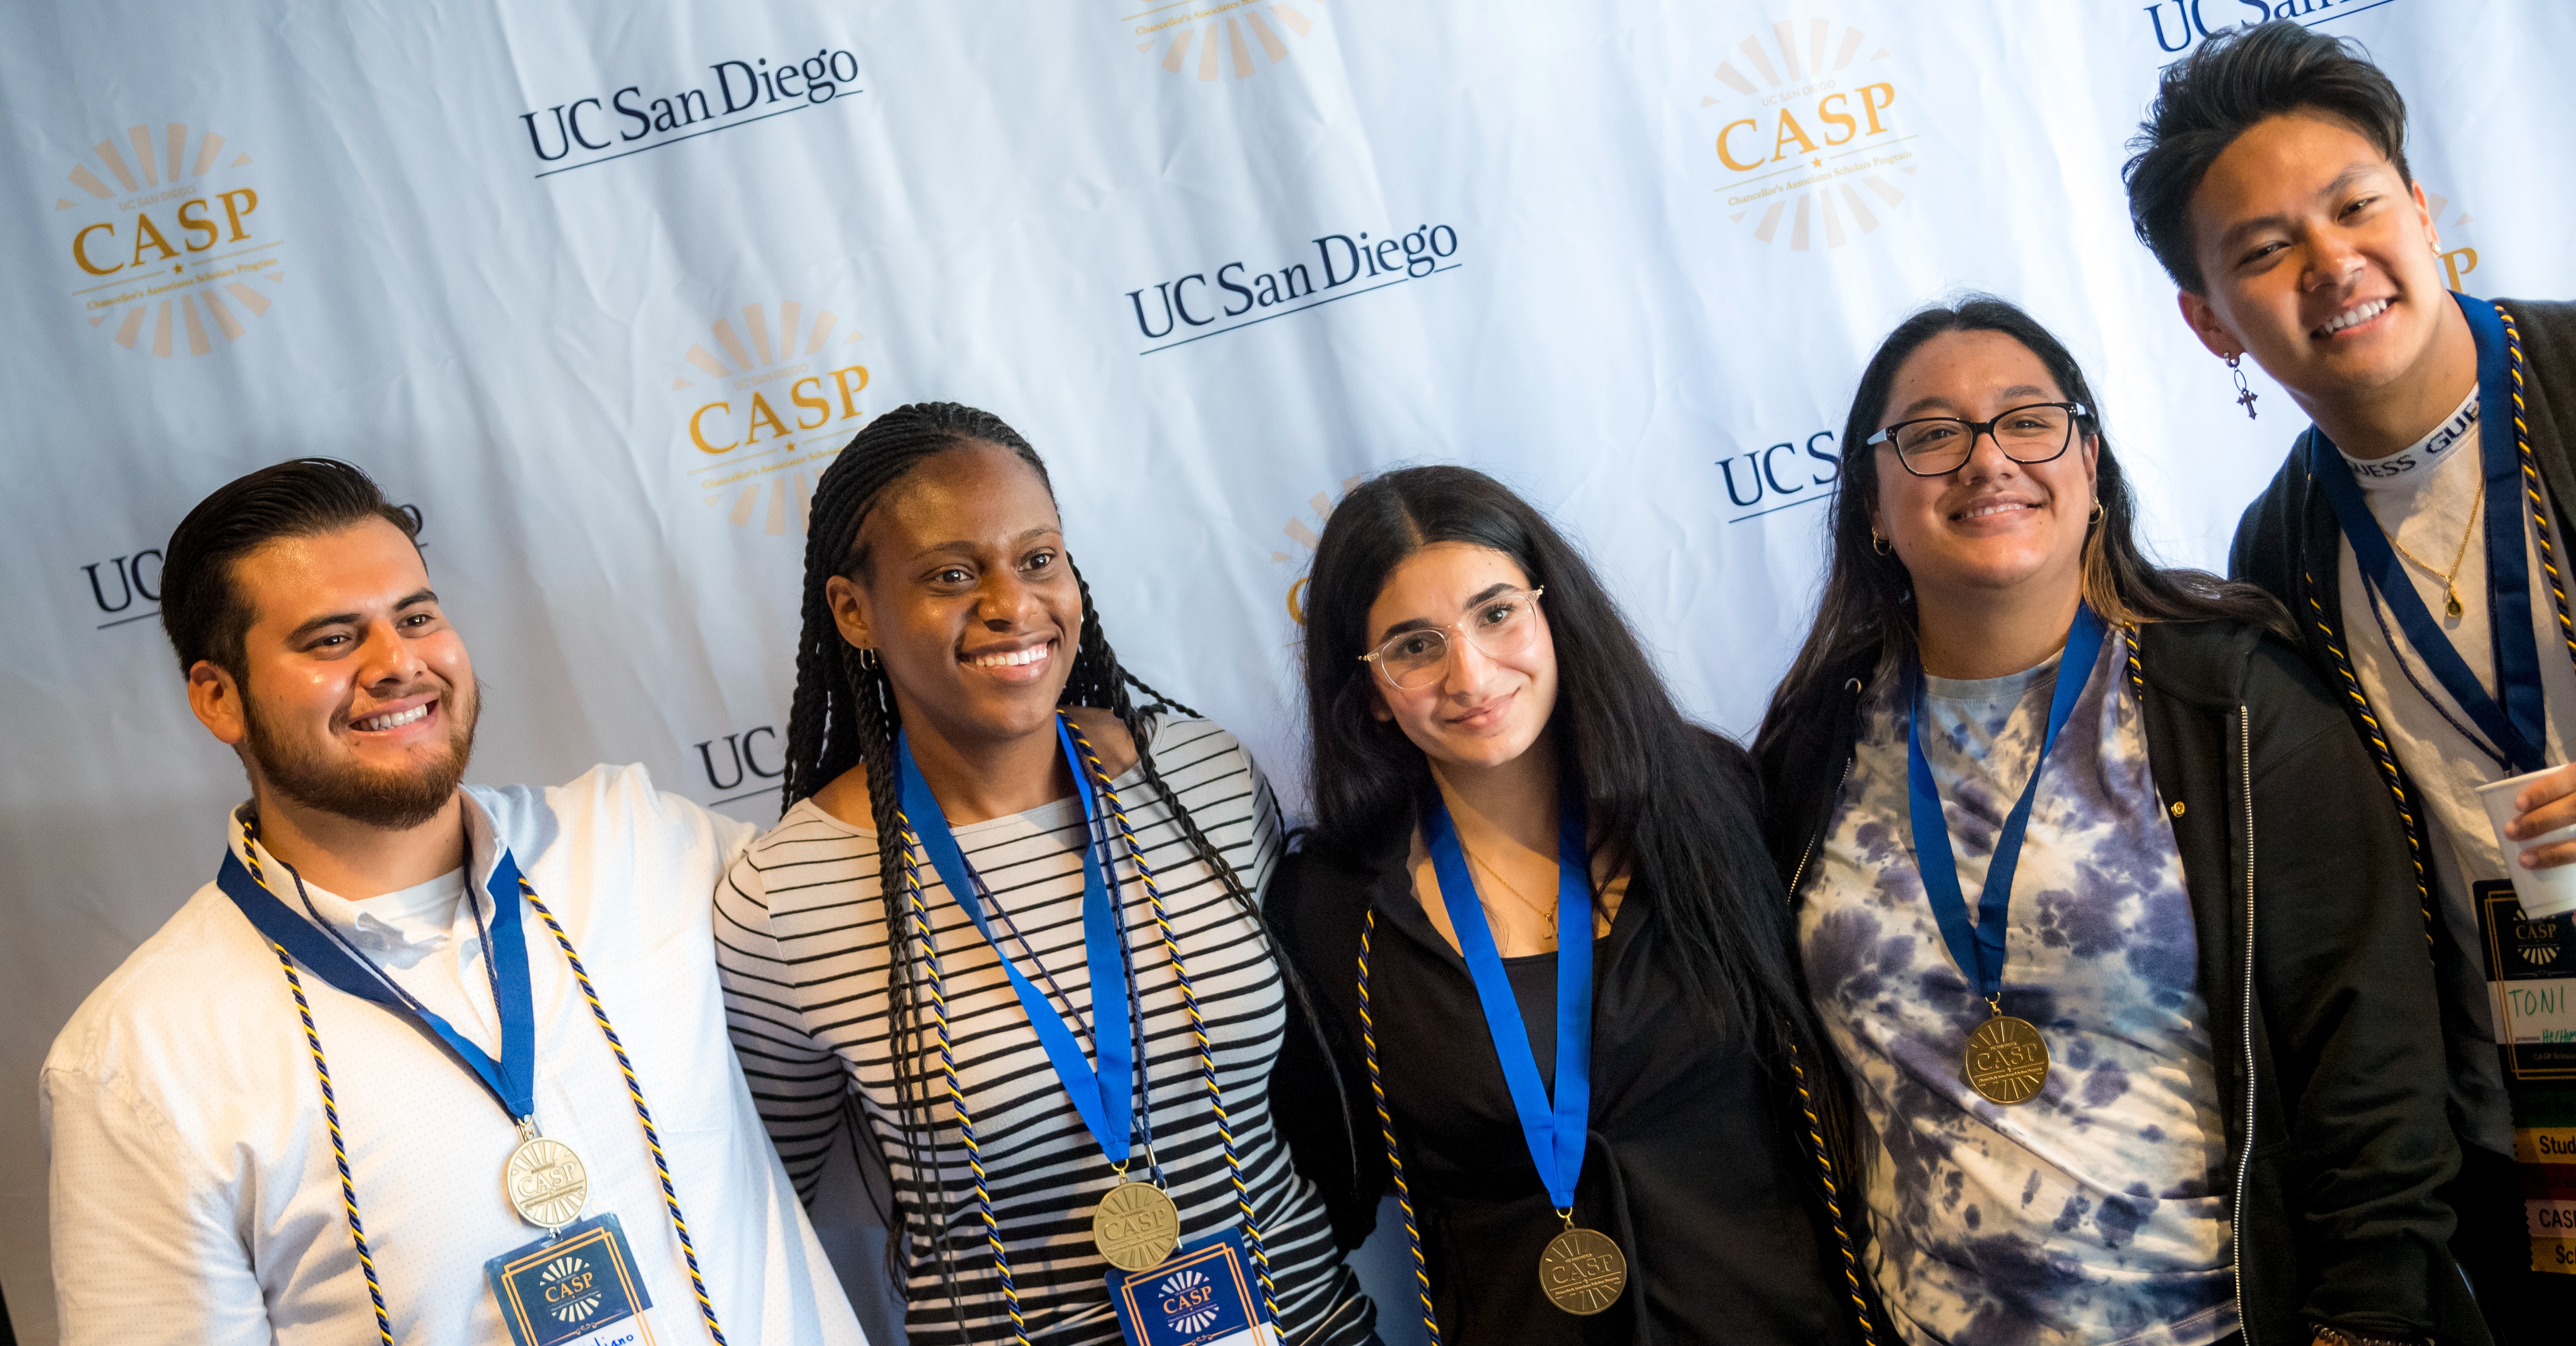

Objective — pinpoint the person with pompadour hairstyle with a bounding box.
[2125,19,2576,1344]
[40,457,866,1346]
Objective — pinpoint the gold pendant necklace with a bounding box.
[2381,475,2484,619]
[1468,848,1559,949]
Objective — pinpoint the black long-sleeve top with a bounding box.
[1266,813,1871,1346]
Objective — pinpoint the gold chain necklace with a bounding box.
[2382,475,2483,619]
[1467,847,1558,946]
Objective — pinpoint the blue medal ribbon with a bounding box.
[898,715,1136,1165]
[2306,293,2543,774]
[1905,604,2107,1000]
[218,843,539,1124]
[1420,780,1593,1213]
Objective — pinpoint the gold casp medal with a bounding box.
[1093,1179,1181,1272]
[1538,1225,1627,1315]
[1963,1014,2050,1105]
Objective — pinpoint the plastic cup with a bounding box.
[2476,767,2576,919]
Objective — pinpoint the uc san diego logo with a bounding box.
[1698,19,1918,251]
[57,122,283,356]
[1124,0,1322,81]
[671,300,873,537]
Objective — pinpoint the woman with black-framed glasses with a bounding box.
[1264,464,1881,1346]
[1754,296,2485,1346]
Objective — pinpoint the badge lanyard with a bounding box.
[893,712,1276,1345]
[1905,602,2107,1106]
[1418,781,1629,1317]
[1352,861,1885,1344]
[220,847,540,1134]
[218,820,729,1346]
[898,718,1138,1168]
[2308,291,2546,774]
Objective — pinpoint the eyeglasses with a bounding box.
[1864,401,2090,478]
[1359,587,1547,690]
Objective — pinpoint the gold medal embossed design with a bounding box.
[1092,1179,1181,1272]
[1963,1013,2050,1105]
[505,1136,591,1229]
[1539,1225,1627,1315]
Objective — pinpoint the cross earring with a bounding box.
[2227,353,2258,420]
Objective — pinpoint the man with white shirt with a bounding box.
[2124,22,2576,1344]
[41,458,867,1346]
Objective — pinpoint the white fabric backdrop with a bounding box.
[5,1,2570,1340]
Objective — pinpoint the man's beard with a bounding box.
[243,685,479,830]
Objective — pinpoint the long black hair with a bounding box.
[780,401,1286,1327]
[1302,464,1814,1058]
[1758,296,2289,748]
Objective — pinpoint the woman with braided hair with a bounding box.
[713,402,1375,1346]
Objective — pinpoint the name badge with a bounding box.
[485,1213,659,1346]
[2476,883,2576,1069]
[2474,882,2576,1276]
[1104,1231,1279,1346]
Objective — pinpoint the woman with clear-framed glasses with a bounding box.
[1263,464,1881,1346]
[1753,296,2482,1346]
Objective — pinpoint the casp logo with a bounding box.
[57,121,285,356]
[1124,0,1322,81]
[1271,476,1364,625]
[1698,19,1920,251]
[1155,1267,1221,1335]
[537,1253,604,1324]
[2514,915,2561,970]
[2422,187,2484,294]
[671,300,873,537]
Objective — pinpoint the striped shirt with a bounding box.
[716,718,1374,1346]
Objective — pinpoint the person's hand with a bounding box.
[2505,762,2576,868]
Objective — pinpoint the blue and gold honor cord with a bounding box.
[2300,303,2564,953]
[1356,910,1443,1346]
[896,713,1277,1346]
[239,820,729,1345]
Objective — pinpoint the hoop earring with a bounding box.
[2089,500,2104,524]
[1870,531,1891,556]
[2227,352,2259,420]
[856,647,879,670]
